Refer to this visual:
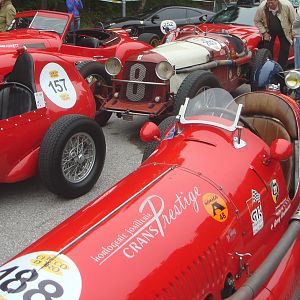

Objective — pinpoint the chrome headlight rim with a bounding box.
[155,61,174,81]
[285,70,300,89]
[105,57,122,76]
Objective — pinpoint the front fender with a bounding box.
[2,147,39,183]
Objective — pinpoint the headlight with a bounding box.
[105,57,122,76]
[155,61,174,80]
[285,70,300,89]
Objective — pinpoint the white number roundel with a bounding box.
[126,63,146,102]
[0,251,82,299]
[40,63,77,109]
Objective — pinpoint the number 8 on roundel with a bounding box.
[126,63,146,102]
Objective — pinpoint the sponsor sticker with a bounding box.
[34,91,46,109]
[270,179,279,204]
[202,193,228,222]
[160,20,177,35]
[39,63,77,109]
[246,189,264,235]
[90,186,202,264]
[0,251,82,299]
[189,37,222,51]
[164,126,175,140]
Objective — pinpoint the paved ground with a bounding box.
[0,115,147,265]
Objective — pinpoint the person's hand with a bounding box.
[263,32,271,41]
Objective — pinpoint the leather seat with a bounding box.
[76,36,100,48]
[235,92,297,191]
[0,52,37,120]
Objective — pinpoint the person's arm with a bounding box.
[75,0,83,9]
[254,7,268,34]
[5,5,16,29]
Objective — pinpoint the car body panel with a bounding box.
[199,4,294,64]
[0,10,152,67]
[104,5,215,38]
[103,30,252,118]
[0,49,96,183]
[152,39,211,69]
[1,88,299,299]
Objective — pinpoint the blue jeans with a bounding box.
[70,17,80,31]
[294,37,300,101]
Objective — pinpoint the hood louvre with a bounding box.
[155,239,226,299]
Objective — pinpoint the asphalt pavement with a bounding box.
[0,115,147,266]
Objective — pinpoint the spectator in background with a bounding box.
[254,0,296,70]
[0,0,16,32]
[292,7,300,103]
[66,0,83,31]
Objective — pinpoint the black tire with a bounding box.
[137,33,160,47]
[173,70,221,114]
[38,115,106,199]
[126,26,139,37]
[76,61,112,126]
[251,48,272,91]
[142,116,176,162]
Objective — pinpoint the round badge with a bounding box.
[202,193,228,222]
[0,251,82,299]
[160,20,177,35]
[40,63,77,109]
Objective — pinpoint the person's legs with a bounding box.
[267,34,276,57]
[74,18,80,31]
[278,34,290,70]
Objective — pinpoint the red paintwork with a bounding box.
[104,30,252,119]
[0,10,152,72]
[1,89,299,299]
[0,49,96,183]
[198,23,294,64]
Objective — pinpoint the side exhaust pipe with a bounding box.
[226,206,300,300]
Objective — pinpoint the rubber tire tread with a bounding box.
[142,116,176,163]
[137,33,160,47]
[76,61,112,126]
[251,48,272,90]
[173,70,221,114]
[38,114,106,198]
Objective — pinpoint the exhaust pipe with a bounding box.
[226,206,300,300]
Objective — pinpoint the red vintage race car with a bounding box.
[98,24,254,125]
[198,3,294,68]
[3,10,152,65]
[0,48,106,198]
[1,83,299,298]
[0,10,153,125]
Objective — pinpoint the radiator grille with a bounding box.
[120,61,158,102]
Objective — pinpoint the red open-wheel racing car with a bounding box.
[97,20,255,125]
[0,10,153,125]
[0,48,106,198]
[1,82,299,298]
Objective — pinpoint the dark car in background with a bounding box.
[103,5,215,38]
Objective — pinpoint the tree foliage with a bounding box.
[12,0,214,27]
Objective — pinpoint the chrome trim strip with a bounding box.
[57,167,174,254]
[112,78,166,85]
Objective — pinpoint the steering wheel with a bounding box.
[180,25,203,35]
[195,107,261,137]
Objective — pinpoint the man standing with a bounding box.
[254,0,296,70]
[66,0,83,31]
[0,0,16,32]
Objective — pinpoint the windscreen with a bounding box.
[179,88,242,131]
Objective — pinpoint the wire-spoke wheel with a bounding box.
[61,132,96,183]
[39,115,106,198]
